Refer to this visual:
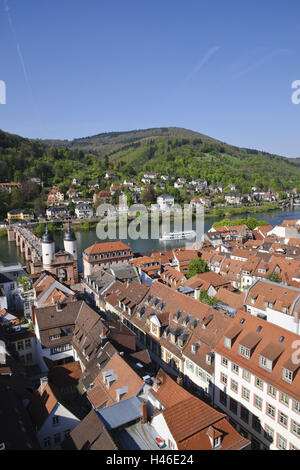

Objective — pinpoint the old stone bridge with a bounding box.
[7,225,42,262]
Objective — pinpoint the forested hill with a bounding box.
[0,127,300,194]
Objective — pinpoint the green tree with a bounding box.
[267,272,282,283]
[141,185,156,204]
[186,258,209,278]
[199,290,217,306]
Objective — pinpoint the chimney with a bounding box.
[176,376,183,386]
[152,377,161,392]
[40,376,48,393]
[194,287,200,300]
[141,402,148,424]
[56,301,62,312]
[31,305,36,325]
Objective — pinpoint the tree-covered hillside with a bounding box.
[0,127,300,195]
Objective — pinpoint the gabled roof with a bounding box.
[87,353,143,409]
[162,396,225,443]
[150,368,192,409]
[183,271,231,290]
[178,418,249,450]
[28,382,79,430]
[62,409,118,450]
[215,288,245,310]
[84,241,132,256]
[244,279,300,315]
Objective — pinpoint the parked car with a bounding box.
[155,437,166,448]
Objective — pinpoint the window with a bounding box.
[26,353,32,362]
[221,357,228,367]
[229,398,238,415]
[25,339,31,349]
[242,387,250,401]
[292,421,300,438]
[294,400,300,413]
[220,372,227,385]
[277,434,287,450]
[268,385,276,398]
[224,337,231,349]
[266,403,276,419]
[231,379,238,393]
[54,433,61,444]
[196,367,205,379]
[279,412,288,428]
[219,390,227,407]
[50,334,60,341]
[51,344,72,355]
[259,355,272,372]
[254,395,262,410]
[52,416,59,426]
[240,406,249,424]
[232,363,239,374]
[264,425,274,442]
[243,369,251,382]
[44,437,51,448]
[214,437,221,448]
[239,345,250,359]
[279,392,289,406]
[64,429,71,438]
[255,377,263,389]
[17,341,24,351]
[151,323,158,336]
[251,438,260,450]
[282,368,293,384]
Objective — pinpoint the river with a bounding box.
[1,207,300,273]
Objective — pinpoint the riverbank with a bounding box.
[205,202,281,219]
[2,207,300,269]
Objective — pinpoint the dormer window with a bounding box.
[224,337,232,349]
[151,323,159,337]
[251,297,255,305]
[282,368,293,384]
[206,353,213,365]
[239,344,250,359]
[259,355,273,372]
[214,437,221,449]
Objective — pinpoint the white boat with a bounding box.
[160,230,196,241]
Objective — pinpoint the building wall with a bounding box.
[246,304,300,335]
[183,356,213,399]
[12,335,39,366]
[151,413,177,450]
[214,351,300,450]
[38,402,80,450]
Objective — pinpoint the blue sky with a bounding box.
[1,0,300,157]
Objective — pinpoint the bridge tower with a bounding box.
[63,222,78,260]
[41,225,55,268]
